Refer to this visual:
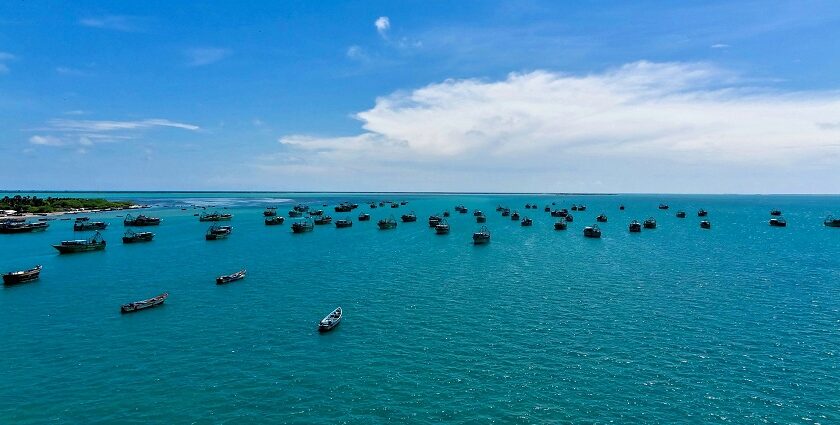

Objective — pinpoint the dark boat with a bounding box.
[496,205,504,212]
[700,220,711,229]
[435,220,450,234]
[379,202,385,207]
[205,225,232,240]
[554,219,567,230]
[289,210,303,218]
[335,218,353,228]
[121,292,168,313]
[629,220,641,232]
[313,215,332,225]
[571,204,578,211]
[825,216,840,227]
[476,214,486,223]
[511,211,520,220]
[53,232,106,253]
[428,215,442,227]
[318,307,342,332]
[0,221,49,233]
[551,209,568,218]
[578,205,587,211]
[378,216,397,230]
[596,214,608,223]
[642,218,656,229]
[263,207,277,217]
[473,210,483,216]
[769,217,787,227]
[472,226,491,244]
[390,203,399,208]
[124,214,161,226]
[443,210,451,217]
[199,211,232,222]
[334,204,352,212]
[583,225,602,238]
[369,203,377,209]
[74,220,107,231]
[619,205,625,210]
[521,217,533,226]
[770,210,782,216]
[697,209,708,217]
[216,269,246,285]
[358,213,371,221]
[294,204,309,212]
[454,205,467,213]
[658,204,669,210]
[309,209,324,217]
[292,218,314,233]
[265,216,285,225]
[401,211,417,222]
[676,211,686,218]
[3,265,42,285]
[501,209,510,217]
[122,230,154,243]
[524,203,532,209]
[544,206,551,212]
[400,201,408,205]
[565,214,574,222]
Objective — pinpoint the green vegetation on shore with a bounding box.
[0,195,133,214]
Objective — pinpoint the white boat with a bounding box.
[318,307,342,332]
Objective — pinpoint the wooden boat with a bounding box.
[571,204,578,211]
[401,211,417,222]
[676,211,686,218]
[121,292,168,313]
[335,218,353,228]
[544,206,551,212]
[554,219,567,230]
[476,214,486,223]
[619,205,625,210]
[551,209,568,218]
[700,220,711,229]
[122,229,154,243]
[263,207,277,217]
[74,221,107,231]
[658,204,669,210]
[769,217,787,227]
[643,217,657,229]
[583,225,602,238]
[0,221,49,233]
[216,269,246,285]
[199,211,232,222]
[501,209,510,217]
[289,209,303,218]
[472,226,491,244]
[697,209,708,217]
[629,220,641,232]
[334,204,352,212]
[53,232,106,253]
[596,214,608,223]
[473,210,483,216]
[511,211,520,220]
[3,265,42,285]
[428,215,442,227]
[205,225,232,240]
[400,201,408,205]
[565,214,574,222]
[318,307,342,332]
[293,204,309,212]
[443,210,451,217]
[379,202,385,207]
[124,214,161,226]
[578,205,587,211]
[358,213,371,221]
[265,216,285,225]
[378,216,397,230]
[521,217,533,226]
[313,215,332,225]
[524,204,532,209]
[770,210,782,216]
[309,209,324,217]
[435,220,450,234]
[291,218,314,233]
[390,203,399,209]
[454,205,467,213]
[825,216,840,227]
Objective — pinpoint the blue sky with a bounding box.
[2,1,839,193]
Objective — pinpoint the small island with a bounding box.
[0,195,134,214]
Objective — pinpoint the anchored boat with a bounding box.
[472,226,491,244]
[216,269,246,285]
[205,225,232,240]
[265,216,285,225]
[335,218,353,228]
[825,216,840,227]
[122,229,154,243]
[583,225,602,238]
[263,207,277,217]
[435,220,450,234]
[401,211,417,222]
[318,307,342,332]
[358,213,371,221]
[521,217,533,226]
[199,211,232,222]
[476,214,487,223]
[0,221,49,233]
[121,292,168,313]
[3,265,42,285]
[697,209,708,217]
[53,232,106,253]
[596,214,608,223]
[770,210,782,216]
[74,220,107,231]
[700,220,712,229]
[769,217,787,227]
[676,211,687,218]
[313,215,332,225]
[123,214,161,226]
[643,217,657,229]
[554,219,567,230]
[428,214,442,227]
[378,216,398,230]
[292,218,314,233]
[629,220,641,232]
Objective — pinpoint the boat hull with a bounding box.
[53,244,106,254]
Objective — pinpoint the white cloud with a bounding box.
[49,118,200,132]
[29,135,65,146]
[56,66,90,76]
[0,52,15,74]
[346,45,368,61]
[28,118,200,150]
[184,48,231,66]
[711,43,730,49]
[266,61,840,192]
[79,15,142,32]
[375,16,390,38]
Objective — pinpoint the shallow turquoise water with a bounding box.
[1,193,838,423]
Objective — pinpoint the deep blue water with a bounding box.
[1,193,838,424]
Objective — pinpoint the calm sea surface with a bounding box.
[1,193,838,424]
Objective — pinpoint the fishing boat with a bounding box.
[390,203,399,209]
[769,217,787,227]
[120,292,168,313]
[313,215,332,225]
[309,209,324,217]
[443,210,451,217]
[472,226,491,244]
[596,214,608,223]
[401,211,417,222]
[629,220,641,232]
[263,207,277,217]
[216,269,246,285]
[473,210,483,216]
[511,211,520,220]
[74,220,107,231]
[53,232,106,253]
[770,210,782,216]
[435,220,450,234]
[369,203,377,209]
[544,206,551,212]
[205,225,232,240]
[123,214,161,226]
[291,218,314,233]
[377,216,397,230]
[476,214,486,223]
[294,204,309,212]
[379,202,385,207]
[199,211,232,222]
[334,204,352,212]
[400,201,408,205]
[335,218,353,228]
[289,209,303,218]
[521,217,533,226]
[358,213,371,221]
[643,217,657,229]
[501,209,510,217]
[122,230,154,243]
[825,216,840,227]
[571,204,578,211]
[619,205,625,210]
[454,205,467,213]
[697,209,708,217]
[554,219,567,230]
[3,265,42,285]
[565,214,574,222]
[428,214,442,227]
[658,204,669,210]
[583,225,602,238]
[265,216,285,225]
[676,211,686,218]
[551,209,568,218]
[0,221,49,233]
[318,307,342,332]
[459,207,468,214]
[578,205,587,211]
[524,203,532,209]
[700,220,711,229]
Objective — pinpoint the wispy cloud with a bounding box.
[375,16,390,39]
[346,45,368,61]
[0,52,15,74]
[711,43,730,49]
[56,66,91,76]
[29,135,64,146]
[28,118,200,149]
[184,48,232,66]
[48,118,200,132]
[79,15,143,32]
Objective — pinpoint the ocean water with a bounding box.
[0,193,838,424]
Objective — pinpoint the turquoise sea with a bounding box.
[1,192,838,424]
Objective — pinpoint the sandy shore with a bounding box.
[0,205,148,221]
